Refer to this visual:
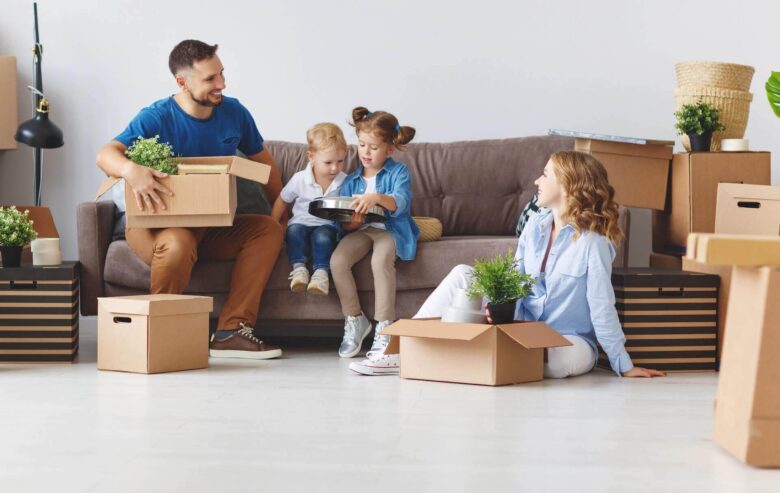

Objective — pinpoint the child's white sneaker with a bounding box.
[307,269,329,296]
[349,351,400,376]
[289,266,309,293]
[338,313,372,358]
[369,320,393,353]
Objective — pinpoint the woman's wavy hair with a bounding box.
[550,150,623,246]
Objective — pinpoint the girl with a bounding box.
[350,150,666,378]
[272,123,348,296]
[331,107,418,359]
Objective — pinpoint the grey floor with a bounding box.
[0,318,778,493]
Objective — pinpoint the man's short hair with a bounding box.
[168,40,218,76]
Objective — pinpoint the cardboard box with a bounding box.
[652,152,770,255]
[97,294,212,374]
[0,206,59,266]
[382,318,572,386]
[649,252,682,270]
[607,268,719,372]
[96,156,270,229]
[682,257,732,360]
[0,56,18,150]
[715,183,780,236]
[687,233,780,267]
[0,262,79,363]
[713,266,780,467]
[575,138,673,210]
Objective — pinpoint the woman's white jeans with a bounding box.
[414,264,597,379]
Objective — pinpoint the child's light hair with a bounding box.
[307,123,347,153]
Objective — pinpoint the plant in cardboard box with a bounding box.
[125,135,180,175]
[674,99,726,152]
[466,250,536,324]
[0,206,38,267]
[766,71,780,118]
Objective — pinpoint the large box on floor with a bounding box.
[97,294,212,374]
[652,152,770,255]
[605,268,719,372]
[713,266,780,467]
[0,56,18,150]
[0,262,79,363]
[382,318,572,386]
[574,138,673,210]
[95,156,271,229]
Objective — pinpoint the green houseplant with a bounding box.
[466,250,536,324]
[766,71,780,118]
[0,206,38,268]
[674,99,726,152]
[125,135,180,175]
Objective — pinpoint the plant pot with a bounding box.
[688,132,712,152]
[0,245,23,268]
[487,299,518,324]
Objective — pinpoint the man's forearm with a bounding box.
[96,142,134,179]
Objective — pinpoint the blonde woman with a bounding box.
[351,151,666,378]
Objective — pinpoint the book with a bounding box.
[177,164,230,175]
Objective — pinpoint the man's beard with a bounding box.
[189,91,223,108]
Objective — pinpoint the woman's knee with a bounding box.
[544,336,596,379]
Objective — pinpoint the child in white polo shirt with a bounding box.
[272,123,348,295]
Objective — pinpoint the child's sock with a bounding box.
[293,262,306,270]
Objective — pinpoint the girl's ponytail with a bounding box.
[351,106,371,125]
[393,126,416,147]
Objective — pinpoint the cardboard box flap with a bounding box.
[180,156,270,184]
[98,294,213,316]
[95,177,121,201]
[381,318,490,341]
[497,322,573,349]
[575,138,673,159]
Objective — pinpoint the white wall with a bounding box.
[1,0,778,264]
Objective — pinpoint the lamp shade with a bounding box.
[15,99,63,149]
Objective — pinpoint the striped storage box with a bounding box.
[0,262,79,363]
[601,268,719,372]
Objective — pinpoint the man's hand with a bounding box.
[350,194,382,214]
[623,367,667,378]
[123,163,173,213]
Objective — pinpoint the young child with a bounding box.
[331,107,418,359]
[272,123,348,296]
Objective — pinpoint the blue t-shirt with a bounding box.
[109,96,269,235]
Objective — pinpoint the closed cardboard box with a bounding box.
[96,156,270,229]
[715,183,780,236]
[649,252,682,270]
[713,266,780,467]
[97,294,212,374]
[653,152,770,255]
[0,56,18,150]
[575,138,673,210]
[382,318,571,386]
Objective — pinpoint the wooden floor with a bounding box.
[0,318,777,492]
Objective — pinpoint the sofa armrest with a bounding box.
[77,201,116,315]
[613,206,631,269]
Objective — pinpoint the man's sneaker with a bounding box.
[307,269,329,296]
[209,323,283,360]
[338,313,372,358]
[349,352,400,376]
[289,266,310,293]
[369,319,393,354]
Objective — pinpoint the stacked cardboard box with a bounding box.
[0,262,79,363]
[603,268,719,372]
[0,56,17,150]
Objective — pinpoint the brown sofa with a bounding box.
[77,136,630,325]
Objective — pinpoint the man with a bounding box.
[96,39,284,359]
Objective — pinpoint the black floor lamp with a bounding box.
[14,2,64,207]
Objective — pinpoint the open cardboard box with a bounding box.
[574,138,673,210]
[95,156,270,228]
[382,318,572,386]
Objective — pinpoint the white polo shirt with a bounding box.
[280,163,347,227]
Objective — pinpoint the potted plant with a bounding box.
[766,71,780,118]
[0,206,38,268]
[125,135,180,175]
[466,250,536,324]
[674,99,726,152]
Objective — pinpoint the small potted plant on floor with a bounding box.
[0,206,38,268]
[674,99,726,152]
[466,250,536,324]
[125,135,180,174]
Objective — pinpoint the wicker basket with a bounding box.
[675,61,755,91]
[674,86,753,151]
[413,216,443,242]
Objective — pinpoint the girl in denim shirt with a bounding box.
[354,151,665,378]
[331,107,419,363]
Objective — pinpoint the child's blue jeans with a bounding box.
[286,223,339,272]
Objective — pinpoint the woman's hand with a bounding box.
[623,367,666,378]
[350,193,382,214]
[485,306,493,324]
[342,211,366,232]
[123,163,173,213]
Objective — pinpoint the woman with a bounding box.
[351,151,666,378]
